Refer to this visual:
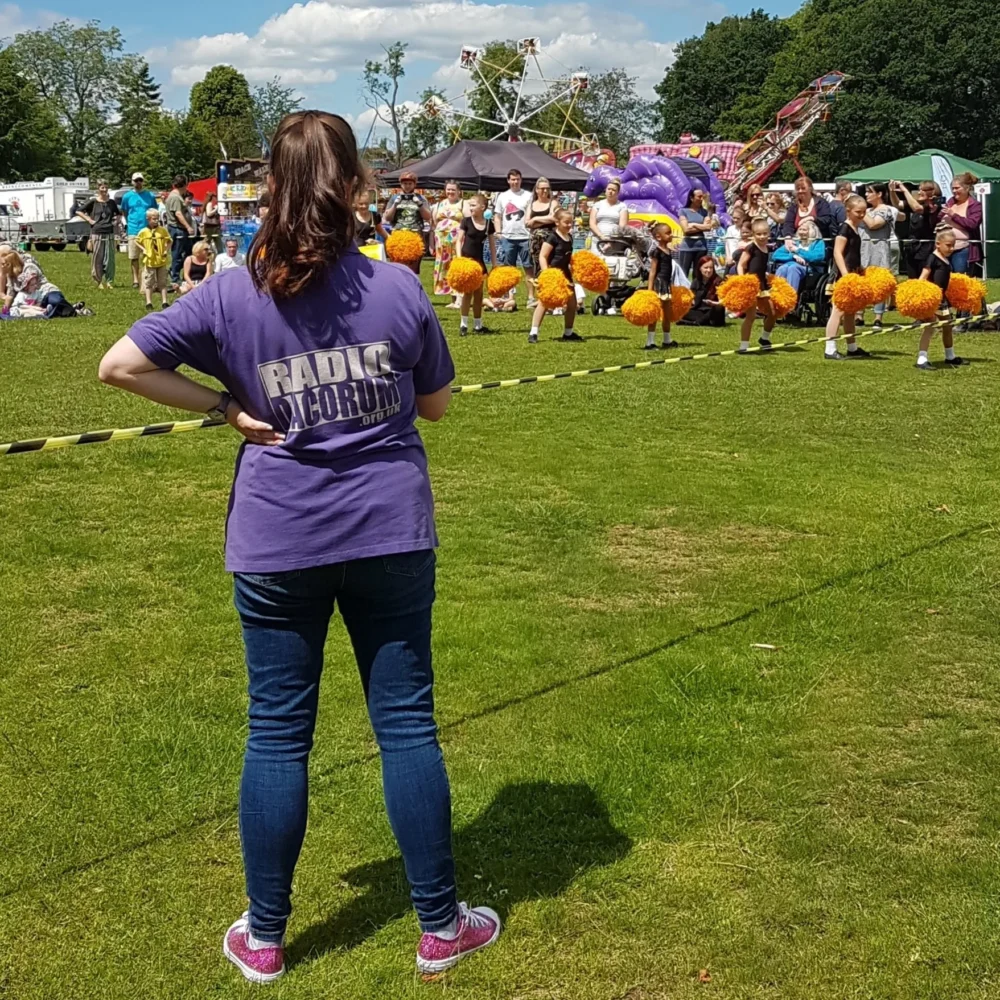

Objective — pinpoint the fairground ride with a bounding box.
[724,71,850,199]
[427,38,599,155]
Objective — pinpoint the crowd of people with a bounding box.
[365,167,987,367]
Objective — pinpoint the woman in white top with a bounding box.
[859,184,902,328]
[590,180,629,241]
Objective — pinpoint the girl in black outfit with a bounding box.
[683,255,726,327]
[645,223,685,349]
[889,181,943,279]
[916,230,966,370]
[529,209,580,343]
[455,193,497,335]
[737,219,775,352]
[354,191,388,244]
[824,195,870,360]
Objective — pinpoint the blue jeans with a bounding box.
[498,238,531,269]
[168,226,191,283]
[950,247,970,274]
[775,261,806,291]
[234,550,456,942]
[40,290,74,318]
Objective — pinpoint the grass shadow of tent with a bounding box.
[288,781,632,965]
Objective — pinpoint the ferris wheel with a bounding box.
[427,38,599,153]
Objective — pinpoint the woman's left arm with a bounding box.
[617,205,629,228]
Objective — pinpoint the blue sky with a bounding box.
[7,0,803,138]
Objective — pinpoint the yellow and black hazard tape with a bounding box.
[0,417,225,456]
[0,316,985,456]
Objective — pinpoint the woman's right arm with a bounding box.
[98,337,283,444]
[833,235,848,277]
[182,256,192,283]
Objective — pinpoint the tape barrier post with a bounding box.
[0,316,989,456]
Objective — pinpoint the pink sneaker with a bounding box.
[223,912,285,984]
[416,902,501,973]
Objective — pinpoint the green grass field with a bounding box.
[2,250,1000,999]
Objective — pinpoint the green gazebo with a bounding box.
[840,150,1000,278]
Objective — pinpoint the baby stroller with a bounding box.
[590,226,649,315]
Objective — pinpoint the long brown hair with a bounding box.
[250,110,369,299]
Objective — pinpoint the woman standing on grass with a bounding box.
[76,181,120,290]
[431,180,466,302]
[98,109,500,985]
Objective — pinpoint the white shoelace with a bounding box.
[458,902,491,930]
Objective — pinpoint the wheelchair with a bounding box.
[771,258,833,326]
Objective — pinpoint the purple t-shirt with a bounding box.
[127,247,455,573]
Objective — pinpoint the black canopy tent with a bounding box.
[380,140,590,191]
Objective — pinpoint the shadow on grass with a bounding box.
[287,781,631,965]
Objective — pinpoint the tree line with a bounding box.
[655,0,1000,177]
[0,20,301,186]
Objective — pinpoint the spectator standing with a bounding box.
[494,169,533,274]
[781,175,835,242]
[384,171,431,275]
[203,193,222,252]
[76,180,121,290]
[678,188,717,277]
[135,207,172,311]
[214,238,246,273]
[589,179,629,240]
[889,180,943,278]
[99,109,498,985]
[828,180,853,231]
[430,180,465,301]
[527,177,557,307]
[120,173,158,289]
[942,172,982,276]
[165,175,196,286]
[724,205,746,263]
[859,185,902,328]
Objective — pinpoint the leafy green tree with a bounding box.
[0,47,68,180]
[6,20,143,175]
[457,40,524,141]
[362,42,408,166]
[403,88,450,160]
[654,10,792,141]
[189,65,257,158]
[129,111,217,190]
[93,58,163,184]
[251,77,303,143]
[577,69,654,161]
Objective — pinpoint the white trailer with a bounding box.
[0,177,92,223]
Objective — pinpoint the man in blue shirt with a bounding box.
[119,172,158,289]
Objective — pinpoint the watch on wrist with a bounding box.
[207,391,231,420]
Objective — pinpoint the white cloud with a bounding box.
[1,3,80,37]
[148,0,676,104]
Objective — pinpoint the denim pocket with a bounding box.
[382,550,435,578]
[236,569,304,588]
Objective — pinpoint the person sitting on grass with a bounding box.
[135,208,172,311]
[181,241,214,294]
[214,238,246,273]
[0,247,79,318]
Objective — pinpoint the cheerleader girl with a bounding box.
[529,209,581,343]
[824,194,871,360]
[644,223,690,349]
[455,193,496,335]
[736,218,775,353]
[916,229,966,370]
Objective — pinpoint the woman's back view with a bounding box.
[99,110,500,984]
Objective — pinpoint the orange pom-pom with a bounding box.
[767,275,798,319]
[447,257,484,294]
[385,229,425,264]
[621,290,664,327]
[536,268,573,309]
[946,273,987,313]
[864,266,897,306]
[717,273,760,315]
[571,250,609,293]
[831,273,870,315]
[895,279,943,321]
[670,285,694,322]
[486,265,521,297]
